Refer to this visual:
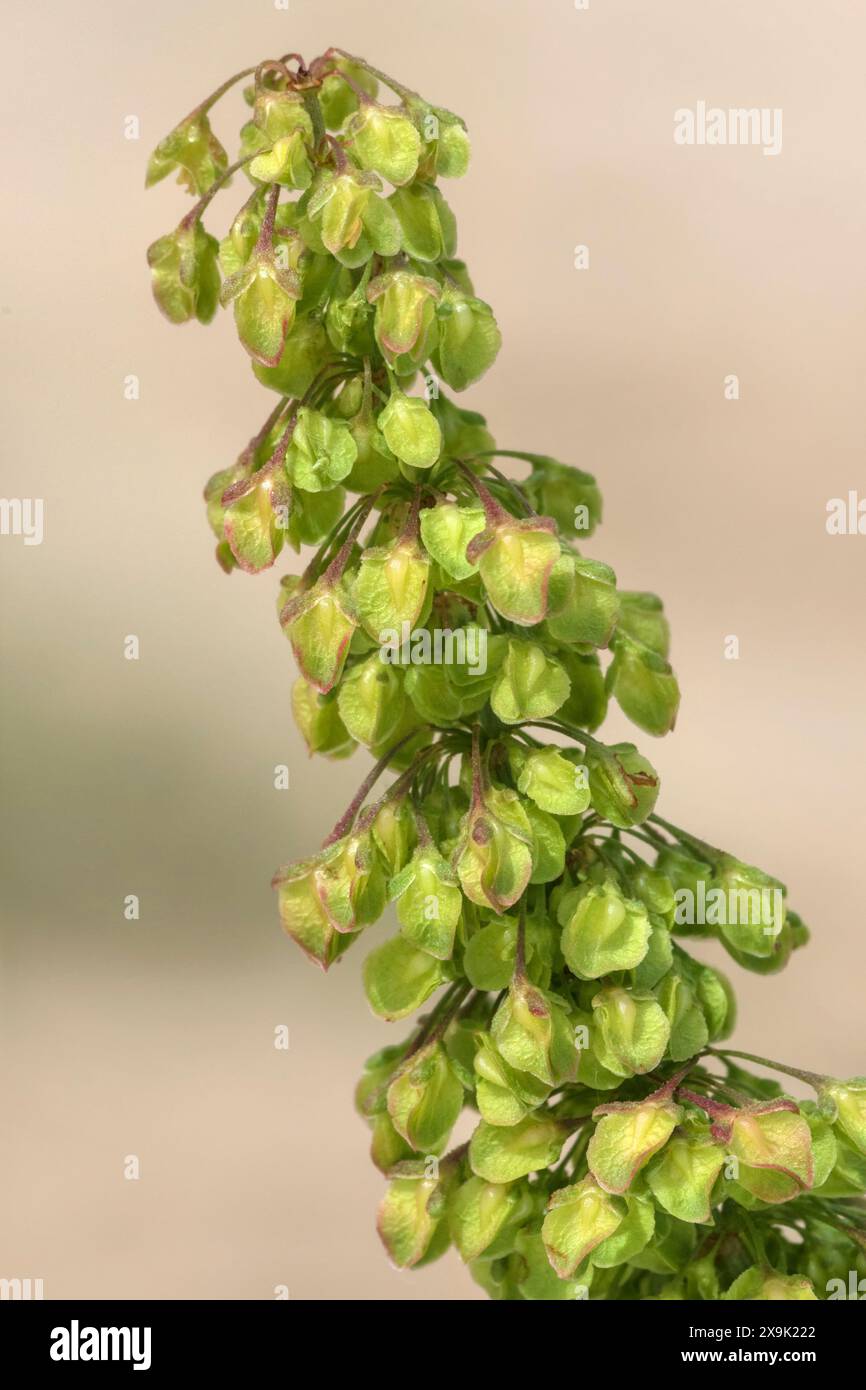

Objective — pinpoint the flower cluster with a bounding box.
[147,48,866,1300]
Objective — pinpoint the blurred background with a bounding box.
[2,0,864,1300]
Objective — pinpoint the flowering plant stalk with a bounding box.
[147,48,866,1300]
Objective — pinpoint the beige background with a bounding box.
[2,0,864,1300]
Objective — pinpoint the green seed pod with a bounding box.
[220,246,302,366]
[252,316,330,397]
[587,1092,682,1194]
[284,408,358,493]
[468,516,560,626]
[279,574,357,694]
[448,1177,524,1263]
[512,746,590,818]
[363,936,451,1021]
[713,854,787,961]
[353,530,431,639]
[147,220,221,325]
[345,408,400,491]
[389,844,463,959]
[617,590,671,657]
[474,1045,550,1127]
[291,678,355,759]
[432,115,471,178]
[419,501,486,582]
[378,390,442,469]
[370,796,417,876]
[558,878,652,980]
[220,467,290,574]
[607,632,681,737]
[370,1113,415,1172]
[655,969,709,1061]
[430,392,496,458]
[377,1174,445,1268]
[587,743,660,829]
[247,130,313,190]
[555,649,608,730]
[305,167,399,260]
[630,864,676,921]
[336,654,405,747]
[631,918,674,990]
[820,1079,866,1154]
[524,456,603,538]
[542,1177,621,1279]
[387,1041,464,1155]
[490,977,576,1087]
[723,1266,817,1301]
[252,85,313,142]
[318,58,378,129]
[646,1134,726,1224]
[464,917,518,991]
[272,830,384,969]
[433,289,502,391]
[591,985,672,1078]
[713,1101,814,1202]
[145,113,228,195]
[489,639,571,725]
[344,102,422,185]
[546,554,621,648]
[284,484,346,550]
[219,191,267,275]
[355,1042,407,1118]
[469,1114,567,1183]
[367,270,441,368]
[389,183,457,262]
[453,784,534,913]
[525,802,566,883]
